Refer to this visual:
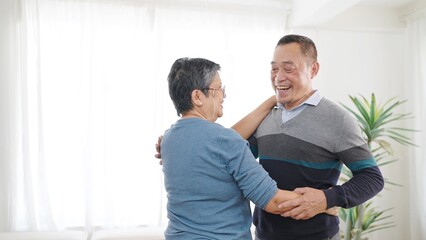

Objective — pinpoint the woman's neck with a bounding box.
[182,110,204,119]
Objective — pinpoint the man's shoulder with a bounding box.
[318,97,340,108]
[316,97,348,116]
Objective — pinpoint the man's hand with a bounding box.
[324,206,339,216]
[154,135,163,165]
[278,187,327,220]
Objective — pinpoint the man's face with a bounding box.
[270,43,318,110]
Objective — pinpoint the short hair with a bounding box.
[276,34,318,64]
[167,57,221,116]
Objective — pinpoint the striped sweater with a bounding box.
[250,97,384,240]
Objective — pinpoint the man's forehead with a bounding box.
[271,61,296,67]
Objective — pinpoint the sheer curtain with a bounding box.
[0,0,289,232]
[404,7,426,240]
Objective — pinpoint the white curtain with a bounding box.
[404,7,426,240]
[0,0,289,232]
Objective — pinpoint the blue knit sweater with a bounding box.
[161,118,279,240]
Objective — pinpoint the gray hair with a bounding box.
[167,57,221,116]
[276,34,318,64]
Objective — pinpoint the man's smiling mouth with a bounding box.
[276,86,290,91]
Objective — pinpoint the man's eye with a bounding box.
[271,68,278,72]
[283,63,296,72]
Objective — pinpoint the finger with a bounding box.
[281,213,309,220]
[290,209,316,220]
[281,206,304,218]
[156,136,163,148]
[296,213,310,220]
[290,213,304,220]
[327,207,339,216]
[293,187,307,195]
[278,199,300,209]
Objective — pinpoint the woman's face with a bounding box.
[203,72,225,122]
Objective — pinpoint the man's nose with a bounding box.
[275,69,286,83]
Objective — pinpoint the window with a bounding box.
[1,0,289,231]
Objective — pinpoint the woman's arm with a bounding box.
[264,189,299,214]
[231,95,276,140]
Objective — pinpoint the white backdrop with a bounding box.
[404,8,426,240]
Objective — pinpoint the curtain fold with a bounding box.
[0,0,289,232]
[1,0,56,231]
[404,7,426,240]
[0,0,17,231]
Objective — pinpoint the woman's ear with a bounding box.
[192,89,203,107]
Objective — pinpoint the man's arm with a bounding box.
[278,113,384,220]
[322,113,384,209]
[231,95,276,139]
[279,165,383,220]
[323,166,384,209]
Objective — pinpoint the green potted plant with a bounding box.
[339,93,417,240]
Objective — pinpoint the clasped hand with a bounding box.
[277,187,338,220]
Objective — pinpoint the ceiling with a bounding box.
[357,0,417,8]
[189,0,425,28]
[289,0,425,28]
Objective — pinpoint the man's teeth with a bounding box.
[277,86,290,90]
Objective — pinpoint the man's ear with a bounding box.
[192,89,203,107]
[310,62,320,79]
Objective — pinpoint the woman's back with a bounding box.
[162,117,276,240]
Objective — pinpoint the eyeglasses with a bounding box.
[205,85,226,98]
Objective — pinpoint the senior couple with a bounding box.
[156,34,384,240]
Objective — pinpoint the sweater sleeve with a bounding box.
[324,112,384,208]
[324,166,384,208]
[220,128,278,210]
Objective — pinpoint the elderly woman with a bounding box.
[161,57,299,240]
